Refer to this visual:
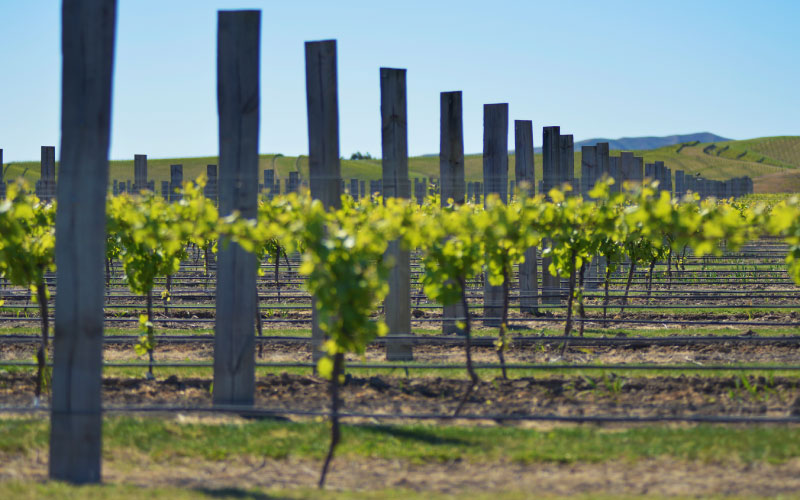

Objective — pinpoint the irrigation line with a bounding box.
[4,360,800,371]
[1,405,798,425]
[3,334,800,346]
[0,316,799,327]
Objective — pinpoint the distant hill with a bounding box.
[533,132,731,153]
[4,136,800,194]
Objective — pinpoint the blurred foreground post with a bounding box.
[50,0,117,483]
[213,9,260,406]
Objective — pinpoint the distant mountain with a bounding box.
[570,132,731,152]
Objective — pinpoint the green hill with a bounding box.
[4,136,800,194]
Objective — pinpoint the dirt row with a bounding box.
[3,371,800,419]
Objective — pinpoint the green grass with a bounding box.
[2,417,800,465]
[5,361,800,382]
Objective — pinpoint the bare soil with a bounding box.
[2,371,799,419]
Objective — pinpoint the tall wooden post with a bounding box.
[440,91,466,334]
[582,145,600,290]
[306,40,342,362]
[50,0,116,484]
[675,170,685,197]
[515,120,537,314]
[635,156,645,187]
[134,154,147,192]
[0,149,5,198]
[213,9,260,406]
[596,142,610,177]
[41,146,56,201]
[380,68,412,360]
[169,164,183,202]
[581,145,597,198]
[558,134,574,192]
[205,164,218,202]
[440,92,465,206]
[482,103,508,326]
[541,126,560,304]
[609,156,621,192]
[620,151,641,185]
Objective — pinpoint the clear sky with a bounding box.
[1,0,799,162]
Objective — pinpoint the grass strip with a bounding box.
[2,417,800,466]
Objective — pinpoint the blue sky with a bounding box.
[1,0,799,161]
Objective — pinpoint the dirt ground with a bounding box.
[2,370,799,419]
[3,450,800,497]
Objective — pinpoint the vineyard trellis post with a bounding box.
[541,126,561,304]
[515,119,538,314]
[212,9,260,406]
[134,154,147,192]
[482,103,508,326]
[305,39,342,363]
[205,164,218,202]
[594,142,611,286]
[581,146,601,290]
[609,155,621,192]
[675,170,685,197]
[169,164,183,202]
[440,90,467,334]
[558,134,574,191]
[50,0,117,483]
[40,146,56,202]
[581,145,596,199]
[380,67,413,361]
[620,152,640,184]
[0,149,5,198]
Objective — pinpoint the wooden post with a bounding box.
[134,154,147,192]
[440,91,466,334]
[609,156,621,192]
[582,145,601,290]
[635,156,645,187]
[515,120,538,314]
[440,92,465,206]
[50,0,116,483]
[482,103,508,326]
[675,170,685,197]
[620,151,641,185]
[380,68,412,360]
[306,40,342,362]
[263,169,274,197]
[558,134,574,192]
[213,9,260,406]
[41,146,56,201]
[169,164,183,202]
[0,149,5,198]
[205,164,218,202]
[350,178,359,200]
[541,126,560,304]
[581,145,596,198]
